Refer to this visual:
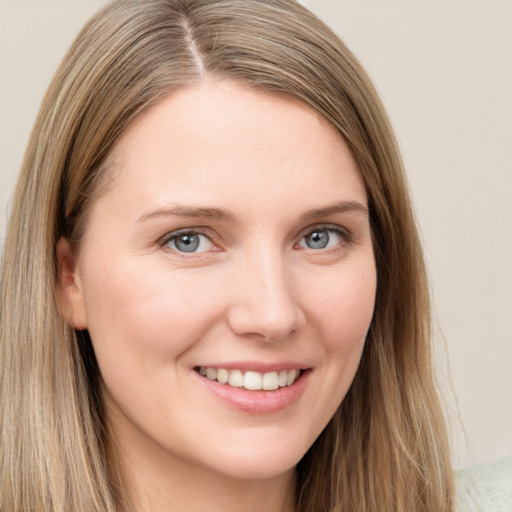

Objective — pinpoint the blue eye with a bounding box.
[299,228,346,250]
[164,232,214,253]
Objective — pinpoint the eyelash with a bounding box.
[158,224,352,254]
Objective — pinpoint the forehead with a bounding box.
[91,80,367,223]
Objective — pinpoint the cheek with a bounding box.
[81,261,222,376]
[305,264,376,350]
[293,262,376,439]
[306,263,375,388]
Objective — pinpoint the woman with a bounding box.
[0,0,454,511]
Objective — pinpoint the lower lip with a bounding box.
[195,370,311,415]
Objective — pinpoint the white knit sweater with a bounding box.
[457,456,512,511]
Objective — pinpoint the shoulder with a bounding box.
[456,456,512,512]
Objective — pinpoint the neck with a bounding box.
[105,413,296,512]
[115,449,297,512]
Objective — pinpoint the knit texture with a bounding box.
[457,456,512,512]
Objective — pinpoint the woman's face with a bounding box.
[60,81,376,482]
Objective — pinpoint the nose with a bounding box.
[226,250,305,342]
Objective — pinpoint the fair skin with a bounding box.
[58,81,377,512]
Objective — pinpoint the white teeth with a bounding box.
[228,369,244,387]
[206,367,217,380]
[262,371,279,390]
[244,371,262,390]
[217,368,229,384]
[286,369,298,386]
[198,367,301,390]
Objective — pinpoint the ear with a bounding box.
[56,237,88,330]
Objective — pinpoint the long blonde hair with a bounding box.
[0,1,454,510]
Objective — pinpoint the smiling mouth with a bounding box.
[195,367,302,391]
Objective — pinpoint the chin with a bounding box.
[209,455,299,481]
[194,431,313,481]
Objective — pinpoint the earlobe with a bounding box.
[56,237,88,330]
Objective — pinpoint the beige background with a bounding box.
[1,1,511,468]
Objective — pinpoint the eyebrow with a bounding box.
[137,200,368,225]
[299,201,369,221]
[137,206,237,224]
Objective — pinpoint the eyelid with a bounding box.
[298,223,352,241]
